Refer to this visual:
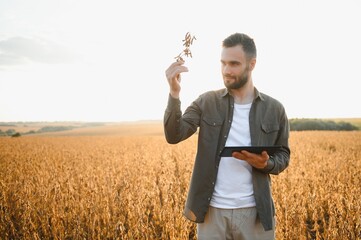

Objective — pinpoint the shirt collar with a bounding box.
[220,87,265,101]
[254,87,265,101]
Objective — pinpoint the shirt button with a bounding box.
[212,182,215,185]
[208,197,211,201]
[224,135,227,138]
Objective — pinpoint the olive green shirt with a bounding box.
[163,87,290,231]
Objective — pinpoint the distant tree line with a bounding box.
[0,126,76,137]
[0,129,17,137]
[0,123,105,137]
[289,119,359,131]
[0,123,16,127]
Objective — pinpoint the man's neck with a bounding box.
[230,80,255,105]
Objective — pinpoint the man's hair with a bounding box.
[222,33,257,59]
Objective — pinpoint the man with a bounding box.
[164,33,290,240]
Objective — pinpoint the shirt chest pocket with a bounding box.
[200,117,223,143]
[260,123,280,144]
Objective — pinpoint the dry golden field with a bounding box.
[0,124,360,239]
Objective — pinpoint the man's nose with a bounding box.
[222,65,232,75]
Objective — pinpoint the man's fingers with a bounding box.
[232,150,269,169]
[165,61,189,98]
[165,63,188,82]
[170,60,185,68]
[261,151,269,160]
[232,150,268,161]
[173,65,189,77]
[232,151,247,160]
[167,61,188,74]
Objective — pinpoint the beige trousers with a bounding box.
[197,206,275,240]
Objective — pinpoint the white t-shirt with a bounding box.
[210,102,256,209]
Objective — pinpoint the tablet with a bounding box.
[219,146,283,157]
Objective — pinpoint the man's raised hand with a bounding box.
[165,61,188,99]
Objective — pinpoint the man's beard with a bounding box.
[223,66,249,90]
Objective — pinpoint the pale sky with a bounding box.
[0,0,360,122]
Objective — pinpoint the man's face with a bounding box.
[221,45,253,89]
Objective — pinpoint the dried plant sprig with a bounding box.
[175,32,197,62]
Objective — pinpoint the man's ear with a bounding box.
[249,58,256,71]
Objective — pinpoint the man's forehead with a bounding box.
[221,46,246,62]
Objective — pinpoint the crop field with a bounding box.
[0,125,360,239]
